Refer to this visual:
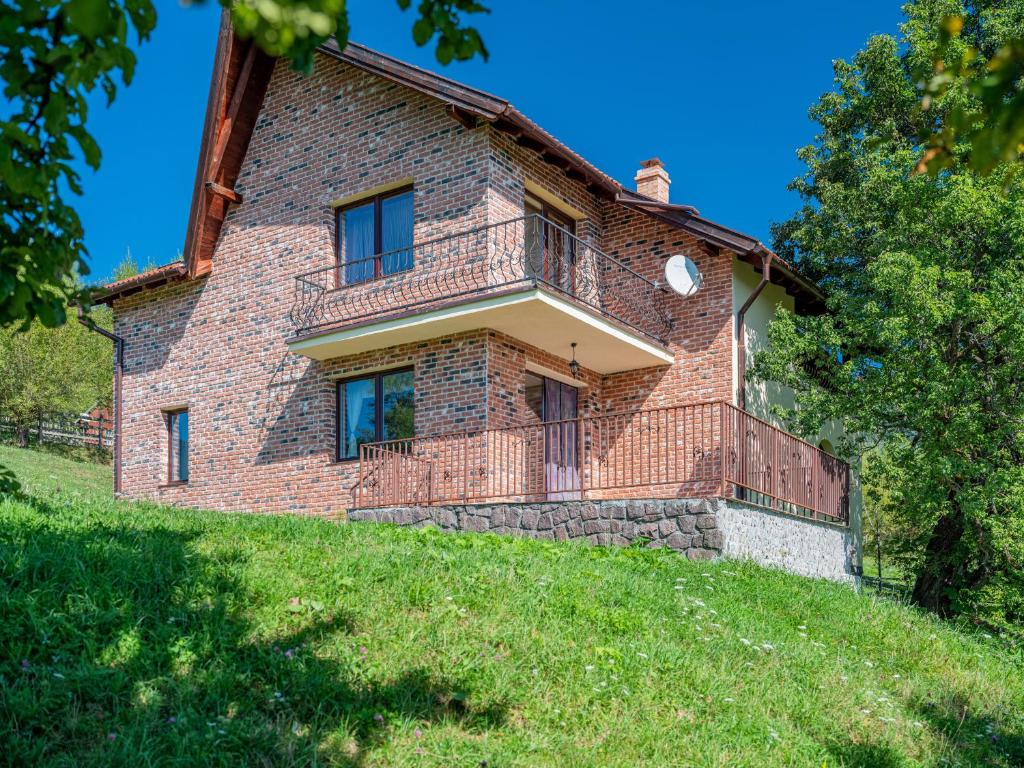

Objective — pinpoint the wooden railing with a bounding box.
[353,401,850,523]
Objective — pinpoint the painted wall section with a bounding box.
[731,256,795,421]
[731,256,863,566]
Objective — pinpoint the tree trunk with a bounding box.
[911,511,965,616]
[15,424,28,448]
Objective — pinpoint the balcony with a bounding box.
[351,401,851,524]
[287,215,674,373]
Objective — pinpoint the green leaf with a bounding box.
[64,0,114,38]
[68,126,101,169]
[412,17,434,46]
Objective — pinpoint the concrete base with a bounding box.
[349,497,858,584]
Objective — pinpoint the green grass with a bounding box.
[862,554,907,583]
[1,444,1022,767]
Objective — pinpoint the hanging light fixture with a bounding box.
[569,342,581,379]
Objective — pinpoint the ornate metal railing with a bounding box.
[351,401,851,524]
[290,214,672,343]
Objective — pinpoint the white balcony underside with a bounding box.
[287,287,673,374]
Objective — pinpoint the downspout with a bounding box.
[77,304,124,495]
[736,249,773,411]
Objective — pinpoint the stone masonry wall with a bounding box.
[349,497,858,583]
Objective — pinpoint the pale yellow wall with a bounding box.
[732,256,864,567]
[731,256,795,423]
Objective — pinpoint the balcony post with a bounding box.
[356,446,364,508]
[718,402,725,498]
[578,414,586,499]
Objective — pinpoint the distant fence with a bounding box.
[0,413,114,451]
[861,575,912,599]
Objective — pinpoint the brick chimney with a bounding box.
[634,158,670,202]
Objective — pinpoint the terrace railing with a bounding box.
[352,401,850,524]
[290,214,672,343]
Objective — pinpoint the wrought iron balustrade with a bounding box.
[290,214,672,342]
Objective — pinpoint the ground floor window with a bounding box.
[166,409,189,483]
[337,368,414,460]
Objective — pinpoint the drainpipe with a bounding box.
[77,304,124,495]
[736,249,772,412]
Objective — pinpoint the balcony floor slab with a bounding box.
[287,286,673,373]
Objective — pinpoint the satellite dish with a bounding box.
[664,254,703,297]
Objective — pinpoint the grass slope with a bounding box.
[1,445,1022,767]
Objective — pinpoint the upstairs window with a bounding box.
[337,187,414,285]
[167,409,189,483]
[337,368,414,460]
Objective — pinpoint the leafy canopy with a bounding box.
[918,1,1024,175]
[0,301,114,452]
[754,0,1024,639]
[0,0,489,331]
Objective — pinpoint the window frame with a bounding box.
[336,366,415,462]
[335,185,415,286]
[525,194,577,236]
[165,408,189,485]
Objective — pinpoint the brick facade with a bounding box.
[113,52,742,518]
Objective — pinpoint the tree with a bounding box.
[109,249,158,282]
[753,0,1024,639]
[0,305,114,445]
[918,3,1024,175]
[0,0,489,332]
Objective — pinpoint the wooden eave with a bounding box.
[181,11,274,280]
[93,262,189,305]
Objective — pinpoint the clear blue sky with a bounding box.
[79,0,905,282]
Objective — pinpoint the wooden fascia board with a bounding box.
[183,10,233,278]
[208,39,257,182]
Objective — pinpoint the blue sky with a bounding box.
[78,0,905,282]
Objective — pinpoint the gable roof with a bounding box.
[172,12,821,308]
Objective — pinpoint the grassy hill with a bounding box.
[1,445,1021,767]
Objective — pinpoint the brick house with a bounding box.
[97,17,861,581]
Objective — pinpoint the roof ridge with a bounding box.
[340,41,509,108]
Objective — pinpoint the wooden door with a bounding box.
[543,378,580,500]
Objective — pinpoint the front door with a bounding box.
[543,378,580,500]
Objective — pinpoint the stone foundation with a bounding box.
[349,497,858,583]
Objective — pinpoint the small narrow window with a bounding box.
[337,368,414,460]
[338,187,414,285]
[167,410,189,483]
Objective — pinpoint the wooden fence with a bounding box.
[0,414,114,451]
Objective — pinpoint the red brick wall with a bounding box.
[600,206,734,412]
[114,55,499,517]
[113,51,738,518]
[486,331,602,429]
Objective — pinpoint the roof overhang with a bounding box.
[288,287,673,374]
[94,262,189,305]
[613,198,826,313]
[182,11,275,280]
